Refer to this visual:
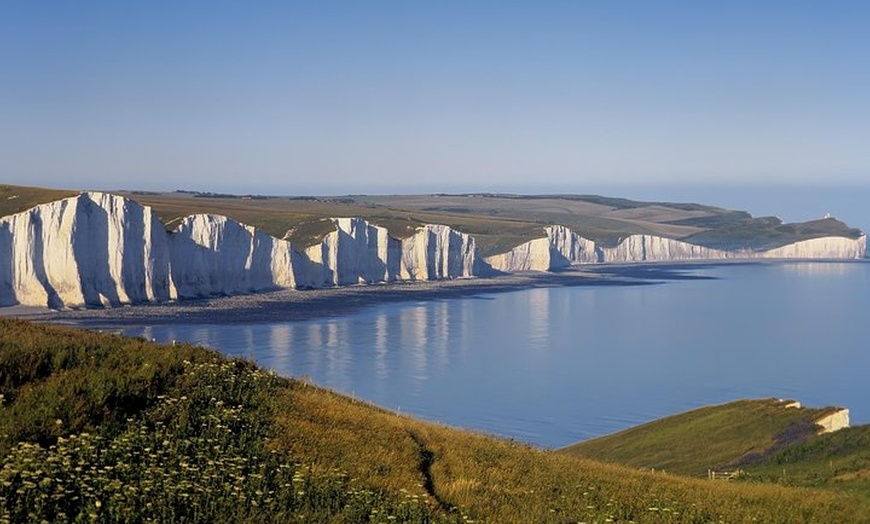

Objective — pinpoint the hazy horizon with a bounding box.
[3,1,869,200]
[11,180,868,236]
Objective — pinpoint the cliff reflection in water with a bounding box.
[119,262,870,448]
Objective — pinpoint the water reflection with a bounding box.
[527,288,549,350]
[433,301,450,367]
[401,305,429,384]
[118,263,869,448]
[374,313,389,381]
[781,261,864,276]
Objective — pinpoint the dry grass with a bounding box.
[1,184,864,258]
[273,381,869,522]
[0,185,79,218]
[3,320,869,522]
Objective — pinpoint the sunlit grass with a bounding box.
[560,399,837,477]
[0,185,78,219]
[2,319,868,522]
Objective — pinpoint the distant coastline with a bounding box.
[2,187,865,311]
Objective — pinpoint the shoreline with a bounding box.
[0,266,681,326]
[2,259,861,326]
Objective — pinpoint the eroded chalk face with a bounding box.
[0,192,864,308]
[0,195,480,308]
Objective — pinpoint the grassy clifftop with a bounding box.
[561,398,870,502]
[1,319,867,522]
[1,184,862,256]
[560,399,840,477]
[0,185,78,219]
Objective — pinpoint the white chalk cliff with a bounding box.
[0,194,477,308]
[754,236,867,260]
[486,225,597,272]
[0,192,173,308]
[598,234,731,263]
[485,229,866,271]
[399,224,476,281]
[298,217,400,287]
[0,192,865,308]
[296,219,474,287]
[815,408,850,434]
[169,214,298,298]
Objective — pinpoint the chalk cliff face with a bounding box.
[399,224,476,280]
[598,234,731,263]
[486,225,597,272]
[485,228,866,272]
[295,219,475,287]
[754,235,867,260]
[298,218,401,288]
[0,195,478,308]
[169,214,297,298]
[0,192,866,308]
[816,408,850,434]
[0,192,173,308]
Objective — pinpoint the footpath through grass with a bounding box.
[1,319,868,522]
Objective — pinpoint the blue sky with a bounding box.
[1,1,868,207]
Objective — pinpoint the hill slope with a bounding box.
[738,425,870,499]
[1,319,867,522]
[560,399,844,477]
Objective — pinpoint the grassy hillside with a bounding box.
[738,425,870,499]
[560,399,840,477]
[680,216,865,251]
[2,319,868,522]
[0,185,78,219]
[2,184,862,257]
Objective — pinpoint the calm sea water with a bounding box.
[119,262,869,448]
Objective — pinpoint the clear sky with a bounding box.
[1,1,868,203]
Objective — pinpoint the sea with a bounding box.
[116,261,870,449]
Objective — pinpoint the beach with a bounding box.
[0,267,682,326]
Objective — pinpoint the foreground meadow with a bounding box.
[1,318,867,522]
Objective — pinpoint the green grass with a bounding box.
[738,425,870,499]
[0,319,454,523]
[114,191,866,255]
[2,185,863,256]
[2,319,869,522]
[560,399,839,477]
[122,192,552,254]
[0,185,79,219]
[681,217,864,251]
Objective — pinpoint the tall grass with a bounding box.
[2,319,868,522]
[0,320,454,523]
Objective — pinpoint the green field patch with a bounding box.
[560,399,839,477]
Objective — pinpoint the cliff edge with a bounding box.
[1,191,865,308]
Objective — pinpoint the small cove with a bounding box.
[113,261,869,448]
